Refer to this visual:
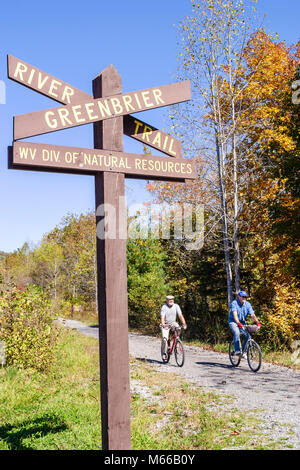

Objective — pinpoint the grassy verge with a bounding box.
[0,327,290,450]
[0,329,101,450]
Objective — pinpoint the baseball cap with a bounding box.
[166,295,174,300]
[238,291,248,297]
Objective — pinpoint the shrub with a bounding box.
[0,285,59,371]
[254,284,300,350]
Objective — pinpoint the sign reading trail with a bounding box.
[7,55,195,451]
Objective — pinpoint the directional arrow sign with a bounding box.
[8,55,183,157]
[13,81,191,140]
[10,141,196,181]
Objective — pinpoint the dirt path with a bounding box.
[58,318,300,449]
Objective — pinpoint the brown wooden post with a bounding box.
[93,66,131,450]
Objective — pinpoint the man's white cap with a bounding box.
[166,295,174,300]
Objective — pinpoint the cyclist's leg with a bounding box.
[229,322,241,353]
[240,328,250,351]
[161,325,169,354]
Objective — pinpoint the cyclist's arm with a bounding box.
[233,310,244,328]
[250,312,260,325]
[160,308,168,329]
[179,313,187,328]
[232,310,240,324]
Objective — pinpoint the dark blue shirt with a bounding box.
[228,299,254,323]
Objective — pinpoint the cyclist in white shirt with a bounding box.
[160,295,187,343]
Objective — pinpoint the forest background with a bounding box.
[0,0,299,359]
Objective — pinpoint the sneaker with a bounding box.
[231,351,241,356]
[240,352,247,359]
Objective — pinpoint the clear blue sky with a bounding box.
[0,0,299,253]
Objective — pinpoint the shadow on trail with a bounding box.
[196,361,233,370]
[135,357,164,366]
[0,414,67,450]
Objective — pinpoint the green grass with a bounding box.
[0,328,292,450]
[0,330,102,450]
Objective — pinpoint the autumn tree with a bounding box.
[163,0,271,306]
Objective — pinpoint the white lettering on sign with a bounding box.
[13,80,191,140]
[41,90,166,130]
[13,143,195,180]
[12,59,76,104]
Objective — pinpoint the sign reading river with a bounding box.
[7,55,196,450]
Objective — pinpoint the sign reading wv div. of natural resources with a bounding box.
[11,142,195,180]
[7,55,196,451]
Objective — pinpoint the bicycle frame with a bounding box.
[240,330,252,353]
[229,326,262,372]
[168,329,180,355]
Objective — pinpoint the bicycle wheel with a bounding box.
[247,340,262,372]
[229,341,241,367]
[174,338,185,367]
[161,338,170,363]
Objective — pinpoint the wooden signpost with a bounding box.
[7,55,195,450]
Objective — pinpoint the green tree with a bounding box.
[127,238,169,333]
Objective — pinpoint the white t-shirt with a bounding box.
[160,303,182,324]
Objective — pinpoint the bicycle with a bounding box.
[160,324,185,367]
[229,324,262,372]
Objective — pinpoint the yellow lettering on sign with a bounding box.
[119,157,126,168]
[111,156,118,167]
[84,153,91,165]
[58,108,72,126]
[153,89,164,105]
[65,152,72,163]
[152,132,161,148]
[134,93,142,110]
[98,99,112,118]
[72,105,85,123]
[48,79,62,99]
[85,102,99,121]
[37,73,49,90]
[61,86,75,104]
[110,97,123,115]
[45,111,58,129]
[123,95,135,112]
[19,146,36,160]
[168,161,174,173]
[134,119,143,135]
[186,163,192,174]
[27,68,35,85]
[142,125,152,142]
[168,139,176,156]
[141,91,153,108]
[14,62,27,81]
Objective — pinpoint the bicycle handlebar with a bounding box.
[160,324,183,332]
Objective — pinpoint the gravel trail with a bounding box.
[58,318,300,449]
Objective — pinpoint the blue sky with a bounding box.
[0,0,299,253]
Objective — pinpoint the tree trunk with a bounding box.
[215,132,233,306]
[232,127,241,293]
